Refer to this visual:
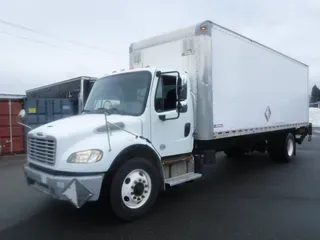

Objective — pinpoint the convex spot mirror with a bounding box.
[18,109,26,122]
[103,101,113,111]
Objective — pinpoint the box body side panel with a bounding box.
[211,27,309,134]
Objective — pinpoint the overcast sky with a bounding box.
[0,0,319,94]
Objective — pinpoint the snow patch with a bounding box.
[309,108,320,127]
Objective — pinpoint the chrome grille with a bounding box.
[28,137,56,165]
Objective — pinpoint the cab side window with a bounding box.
[155,76,177,112]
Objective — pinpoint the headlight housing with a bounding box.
[67,149,103,163]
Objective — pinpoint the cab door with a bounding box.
[150,71,194,157]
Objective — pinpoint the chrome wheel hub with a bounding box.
[121,169,152,209]
[287,138,294,157]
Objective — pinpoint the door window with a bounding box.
[154,75,177,112]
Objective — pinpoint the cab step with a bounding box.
[165,172,202,186]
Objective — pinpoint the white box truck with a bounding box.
[20,20,312,221]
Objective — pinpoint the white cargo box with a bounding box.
[129,20,309,141]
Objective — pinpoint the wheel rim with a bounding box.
[121,169,152,209]
[287,138,294,157]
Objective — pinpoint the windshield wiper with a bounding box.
[95,107,122,115]
[82,109,93,113]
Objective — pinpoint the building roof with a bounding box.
[0,93,25,100]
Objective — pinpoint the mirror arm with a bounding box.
[159,102,182,121]
[17,121,32,129]
[159,111,180,121]
[16,109,32,129]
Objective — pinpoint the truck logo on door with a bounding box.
[264,106,271,122]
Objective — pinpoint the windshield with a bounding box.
[84,71,152,116]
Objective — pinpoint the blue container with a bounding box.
[24,98,75,131]
[23,98,75,152]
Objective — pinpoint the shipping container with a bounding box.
[24,76,96,128]
[26,76,96,115]
[24,98,74,130]
[0,94,25,155]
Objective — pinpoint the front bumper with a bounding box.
[24,164,104,208]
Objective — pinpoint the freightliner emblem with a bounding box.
[264,106,271,122]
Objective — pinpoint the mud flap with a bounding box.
[308,123,312,141]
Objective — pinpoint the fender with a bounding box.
[108,144,165,191]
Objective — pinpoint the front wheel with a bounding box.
[109,157,160,221]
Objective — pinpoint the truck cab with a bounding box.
[23,67,199,221]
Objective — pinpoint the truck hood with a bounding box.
[28,114,143,139]
[26,113,145,172]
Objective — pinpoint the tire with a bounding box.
[109,157,160,222]
[282,133,295,162]
[268,132,295,163]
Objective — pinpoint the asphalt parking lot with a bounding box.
[0,129,319,240]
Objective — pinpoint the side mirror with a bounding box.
[177,102,183,112]
[176,76,182,102]
[16,109,33,129]
[17,109,26,122]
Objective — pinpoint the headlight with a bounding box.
[67,149,103,163]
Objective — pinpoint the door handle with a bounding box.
[184,123,191,137]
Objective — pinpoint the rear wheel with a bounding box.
[109,157,160,221]
[268,132,295,163]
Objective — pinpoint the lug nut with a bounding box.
[144,190,148,193]
[142,195,145,198]
[133,196,136,200]
[131,192,134,195]
[125,178,131,184]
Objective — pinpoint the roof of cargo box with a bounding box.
[0,93,25,100]
[129,24,196,52]
[26,76,97,94]
[130,20,308,67]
